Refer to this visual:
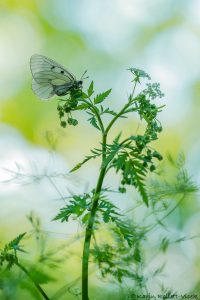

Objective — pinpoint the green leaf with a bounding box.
[87,81,94,97]
[94,89,112,104]
[53,193,91,222]
[133,245,141,262]
[100,106,117,116]
[114,221,135,247]
[8,232,27,251]
[134,171,149,206]
[82,213,90,224]
[89,116,100,130]
[69,153,99,173]
[81,92,89,99]
[160,237,169,253]
[96,193,121,225]
[76,103,90,110]
[70,163,82,173]
[153,263,166,277]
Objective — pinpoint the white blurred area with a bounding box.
[0,124,81,235]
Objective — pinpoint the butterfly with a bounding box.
[30,54,86,100]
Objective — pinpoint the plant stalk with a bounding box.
[16,262,50,300]
[82,133,107,300]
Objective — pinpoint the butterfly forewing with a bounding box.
[30,54,78,100]
[30,54,75,80]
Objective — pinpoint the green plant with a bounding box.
[2,67,198,300]
[0,231,50,299]
[53,67,164,299]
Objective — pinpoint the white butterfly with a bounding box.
[30,54,84,100]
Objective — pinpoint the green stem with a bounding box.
[82,133,107,300]
[105,81,138,135]
[105,104,129,135]
[16,262,50,300]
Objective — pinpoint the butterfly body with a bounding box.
[53,80,82,96]
[30,54,83,100]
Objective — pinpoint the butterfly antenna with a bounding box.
[81,70,89,80]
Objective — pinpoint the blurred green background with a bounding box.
[0,0,200,299]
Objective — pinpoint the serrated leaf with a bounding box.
[89,116,100,130]
[76,103,90,110]
[94,89,112,104]
[8,233,26,251]
[87,81,94,97]
[53,193,91,223]
[102,108,117,116]
[114,221,135,247]
[135,177,148,206]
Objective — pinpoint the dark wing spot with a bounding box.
[60,70,64,74]
[51,66,55,70]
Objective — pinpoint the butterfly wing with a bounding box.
[31,78,55,99]
[30,54,76,100]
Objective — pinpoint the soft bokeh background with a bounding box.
[1,0,200,298]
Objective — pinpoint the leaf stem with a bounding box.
[16,262,50,300]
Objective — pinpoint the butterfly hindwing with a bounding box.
[32,78,54,99]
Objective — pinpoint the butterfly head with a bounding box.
[75,80,83,89]
[74,71,88,89]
